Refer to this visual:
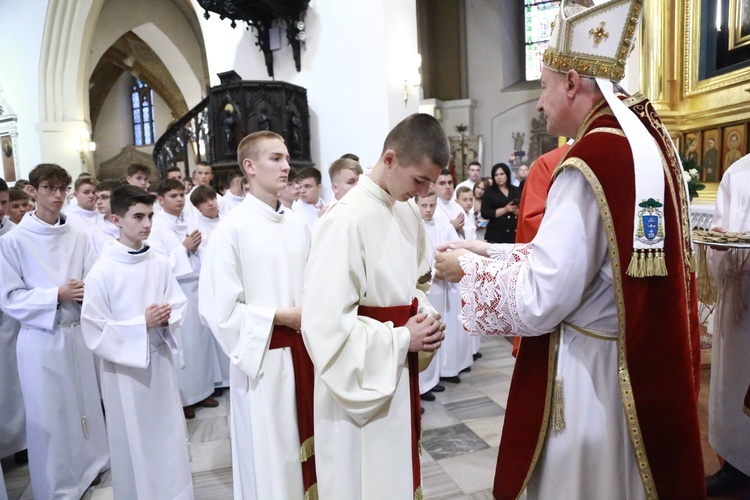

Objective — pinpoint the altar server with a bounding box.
[82,185,193,499]
[199,131,316,499]
[0,163,109,499]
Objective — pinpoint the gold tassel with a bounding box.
[299,436,315,462]
[414,485,425,500]
[551,378,566,433]
[646,249,655,277]
[626,249,640,278]
[656,249,668,276]
[304,483,319,500]
[688,251,697,273]
[637,250,646,278]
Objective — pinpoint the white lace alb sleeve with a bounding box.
[457,243,549,337]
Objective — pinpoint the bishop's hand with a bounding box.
[434,249,469,283]
[437,239,492,257]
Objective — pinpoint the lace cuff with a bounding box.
[486,243,515,261]
[458,244,547,337]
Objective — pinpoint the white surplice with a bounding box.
[199,194,311,500]
[434,197,466,239]
[458,169,643,499]
[147,210,216,405]
[0,219,25,459]
[707,156,750,475]
[302,175,437,500]
[81,240,193,499]
[462,207,477,241]
[193,213,230,388]
[89,214,119,259]
[292,198,325,229]
[222,191,245,212]
[0,212,109,499]
[64,204,99,232]
[424,217,473,378]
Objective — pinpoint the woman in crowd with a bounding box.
[481,163,520,243]
[473,177,491,241]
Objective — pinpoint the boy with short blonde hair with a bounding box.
[328,157,363,201]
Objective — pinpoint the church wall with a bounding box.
[464,0,541,174]
[0,0,48,176]
[195,0,420,197]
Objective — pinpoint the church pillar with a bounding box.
[640,0,675,113]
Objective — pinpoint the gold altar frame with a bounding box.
[640,0,750,199]
[729,0,750,50]
[683,0,750,98]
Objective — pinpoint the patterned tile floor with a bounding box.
[0,336,736,499]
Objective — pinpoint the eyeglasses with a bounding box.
[38,185,71,194]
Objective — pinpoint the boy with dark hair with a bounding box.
[223,170,246,212]
[455,185,477,240]
[89,179,123,258]
[433,168,466,238]
[200,130,316,499]
[0,163,109,498]
[0,178,26,472]
[302,113,447,499]
[7,186,30,225]
[82,185,193,499]
[148,178,217,418]
[65,176,99,230]
[292,166,327,228]
[328,157,363,201]
[166,166,185,184]
[190,184,230,390]
[126,163,151,189]
[279,167,300,209]
[0,178,11,235]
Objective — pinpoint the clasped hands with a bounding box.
[433,239,493,283]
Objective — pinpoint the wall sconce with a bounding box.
[403,53,422,106]
[75,130,96,168]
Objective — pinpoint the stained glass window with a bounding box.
[131,79,155,146]
[524,0,560,81]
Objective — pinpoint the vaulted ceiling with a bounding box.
[89,31,188,131]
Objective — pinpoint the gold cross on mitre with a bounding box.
[589,21,609,46]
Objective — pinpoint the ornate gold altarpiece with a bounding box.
[641,0,750,203]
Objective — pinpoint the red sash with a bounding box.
[357,299,421,498]
[269,326,317,495]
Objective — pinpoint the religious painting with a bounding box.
[729,0,750,50]
[683,131,701,166]
[722,124,745,174]
[1,136,15,182]
[449,136,483,183]
[701,128,721,182]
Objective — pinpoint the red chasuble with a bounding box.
[269,326,318,497]
[357,299,422,500]
[495,95,704,499]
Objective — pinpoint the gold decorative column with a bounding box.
[640,0,674,113]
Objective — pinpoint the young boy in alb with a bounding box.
[292,166,327,228]
[222,170,246,212]
[199,131,316,499]
[89,180,122,258]
[414,189,446,403]
[7,186,30,225]
[190,184,230,390]
[0,178,26,468]
[455,186,477,241]
[81,185,193,500]
[278,167,300,209]
[65,176,99,231]
[0,164,109,499]
[302,114,447,499]
[126,163,151,190]
[148,178,218,418]
[328,157,363,201]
